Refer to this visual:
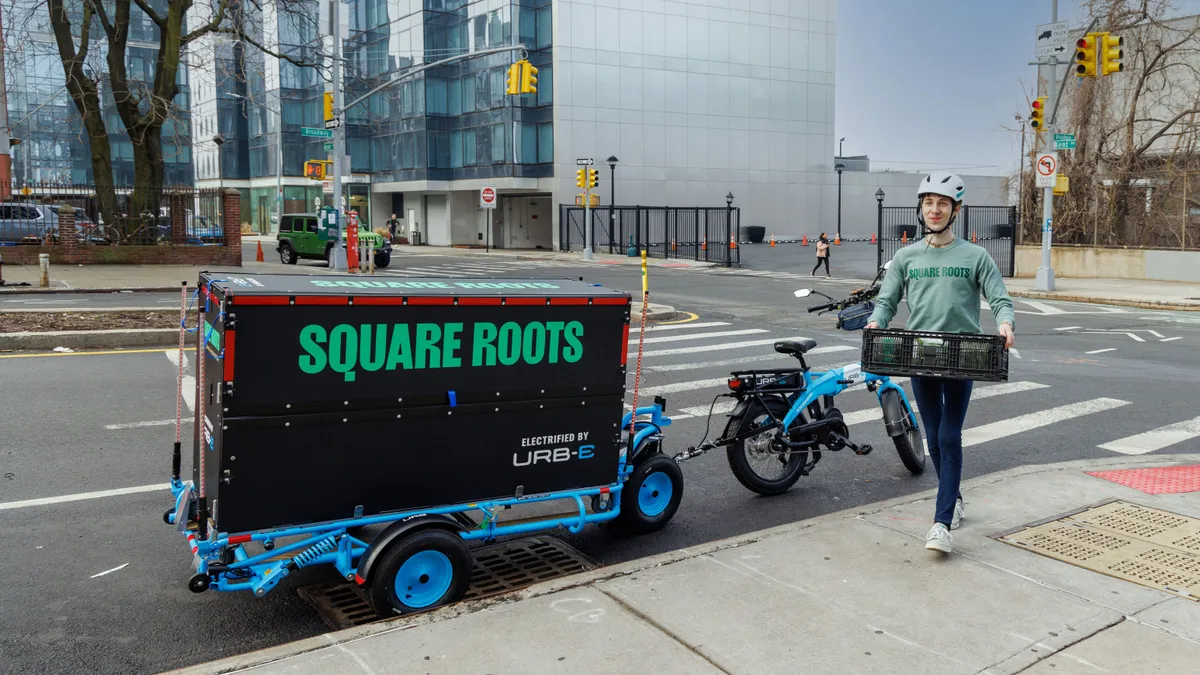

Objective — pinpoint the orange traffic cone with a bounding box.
[972,231,978,243]
[256,240,264,262]
[834,233,841,245]
[870,232,877,244]
[901,231,908,244]
[769,233,776,247]
[802,235,808,246]
[702,238,707,251]
[729,234,737,249]
[671,238,677,251]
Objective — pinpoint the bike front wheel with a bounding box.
[724,396,810,495]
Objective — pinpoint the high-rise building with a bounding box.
[193,0,842,244]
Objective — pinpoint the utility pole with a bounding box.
[329,0,346,271]
[1036,0,1060,291]
[0,5,12,200]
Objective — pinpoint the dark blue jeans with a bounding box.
[910,377,974,526]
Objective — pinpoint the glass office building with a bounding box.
[4,0,194,186]
[194,0,839,244]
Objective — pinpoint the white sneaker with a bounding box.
[951,498,965,530]
[925,523,953,553]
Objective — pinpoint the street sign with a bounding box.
[323,142,334,151]
[479,186,497,209]
[1055,139,1076,149]
[1054,133,1074,140]
[1036,152,1058,187]
[575,157,594,166]
[1035,21,1070,57]
[324,118,342,130]
[302,127,333,139]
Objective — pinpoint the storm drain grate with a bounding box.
[994,499,1200,601]
[297,535,596,630]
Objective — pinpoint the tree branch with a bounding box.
[132,0,167,28]
[85,0,115,39]
[182,0,229,44]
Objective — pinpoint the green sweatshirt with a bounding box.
[867,237,1015,334]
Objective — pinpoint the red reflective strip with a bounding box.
[592,297,630,305]
[354,574,366,585]
[232,295,289,306]
[505,298,547,305]
[228,534,252,544]
[407,297,455,306]
[354,297,406,305]
[223,330,236,381]
[600,486,610,494]
[620,323,630,365]
[550,297,589,305]
[458,297,502,305]
[294,296,348,305]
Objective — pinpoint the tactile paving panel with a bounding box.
[1086,465,1200,495]
[297,535,596,630]
[994,500,1200,601]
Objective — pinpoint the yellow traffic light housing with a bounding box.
[1075,33,1097,77]
[1029,96,1046,132]
[323,92,334,121]
[305,160,327,180]
[587,168,598,189]
[575,168,585,188]
[506,62,521,95]
[520,61,538,94]
[1100,32,1124,76]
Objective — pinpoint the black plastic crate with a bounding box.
[861,329,1008,382]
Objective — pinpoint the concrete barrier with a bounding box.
[1015,245,1200,282]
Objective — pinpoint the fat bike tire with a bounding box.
[724,396,809,496]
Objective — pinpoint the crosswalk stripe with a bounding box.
[640,321,732,333]
[840,380,1050,427]
[1097,416,1200,455]
[642,336,808,357]
[630,328,769,345]
[962,398,1130,448]
[646,345,854,372]
[638,378,729,396]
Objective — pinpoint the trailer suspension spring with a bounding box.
[293,535,340,569]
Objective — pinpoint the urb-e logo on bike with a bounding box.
[514,432,595,467]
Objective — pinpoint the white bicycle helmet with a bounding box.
[917,171,965,203]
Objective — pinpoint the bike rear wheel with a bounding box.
[724,396,809,495]
[881,388,925,475]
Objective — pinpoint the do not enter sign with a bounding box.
[480,186,497,209]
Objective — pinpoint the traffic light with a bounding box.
[506,62,521,95]
[1100,32,1124,75]
[587,168,598,189]
[323,92,334,121]
[304,160,327,180]
[520,61,538,94]
[1029,96,1046,132]
[576,168,586,188]
[1075,33,1097,77]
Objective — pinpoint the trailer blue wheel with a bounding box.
[366,528,471,618]
[395,551,454,609]
[616,453,683,534]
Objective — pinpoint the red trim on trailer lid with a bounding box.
[223,330,236,381]
[231,296,289,306]
[505,298,548,305]
[406,297,455,305]
[549,297,589,305]
[353,296,406,305]
[592,297,630,305]
[458,297,502,305]
[620,323,630,364]
[294,296,349,306]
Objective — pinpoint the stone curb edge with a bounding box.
[0,328,180,350]
[1009,289,1200,312]
[165,452,1200,675]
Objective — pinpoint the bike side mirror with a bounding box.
[883,260,892,270]
[793,289,813,298]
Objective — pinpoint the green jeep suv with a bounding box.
[276,212,392,268]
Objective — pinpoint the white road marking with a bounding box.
[638,378,729,396]
[105,419,189,430]
[640,321,731,333]
[1081,331,1144,342]
[1019,301,1068,315]
[90,563,130,579]
[1054,326,1082,331]
[0,484,169,511]
[630,328,769,345]
[1161,336,1183,342]
[1098,416,1200,455]
[1009,348,1021,359]
[647,345,855,372]
[961,398,1130,448]
[841,381,1049,427]
[642,336,810,358]
[164,349,195,413]
[1086,348,1117,354]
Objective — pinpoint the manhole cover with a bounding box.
[994,499,1200,600]
[297,535,596,630]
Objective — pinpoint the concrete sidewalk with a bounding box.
[1007,276,1200,311]
[172,454,1200,675]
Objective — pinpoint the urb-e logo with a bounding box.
[513,445,595,467]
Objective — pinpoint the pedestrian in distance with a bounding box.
[386,213,401,242]
[864,171,1016,555]
[811,232,831,276]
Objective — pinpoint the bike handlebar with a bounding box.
[807,303,834,313]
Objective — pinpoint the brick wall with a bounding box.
[0,191,243,266]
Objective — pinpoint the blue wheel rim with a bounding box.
[394,550,454,609]
[639,471,673,517]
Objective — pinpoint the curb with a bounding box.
[0,328,179,350]
[0,285,181,295]
[1009,289,1200,312]
[166,452,1200,675]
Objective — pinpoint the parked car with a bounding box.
[0,203,101,244]
[276,212,391,268]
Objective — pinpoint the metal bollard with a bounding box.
[0,252,4,285]
[38,253,50,287]
[368,240,375,275]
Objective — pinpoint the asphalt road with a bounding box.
[3,257,1200,674]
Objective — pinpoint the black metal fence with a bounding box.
[0,183,226,246]
[559,205,741,267]
[876,204,1017,277]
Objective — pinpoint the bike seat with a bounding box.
[774,339,818,356]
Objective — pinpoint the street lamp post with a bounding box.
[875,188,885,270]
[835,162,845,239]
[607,155,618,252]
[725,191,734,268]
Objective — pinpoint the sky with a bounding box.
[833,0,1200,177]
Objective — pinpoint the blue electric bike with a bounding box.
[674,261,926,495]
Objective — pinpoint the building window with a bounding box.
[536,7,552,49]
[491,124,505,163]
[517,122,552,164]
